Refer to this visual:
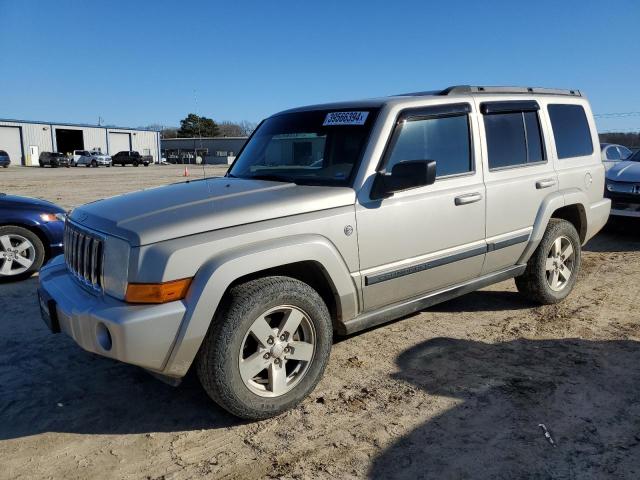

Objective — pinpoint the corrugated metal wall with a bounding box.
[0,120,159,166]
[130,130,160,160]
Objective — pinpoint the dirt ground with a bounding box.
[1,165,640,479]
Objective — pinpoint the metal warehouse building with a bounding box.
[0,119,160,166]
[161,137,247,165]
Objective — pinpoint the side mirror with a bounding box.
[371,160,436,199]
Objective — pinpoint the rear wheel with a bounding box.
[515,219,581,304]
[0,226,45,281]
[197,276,332,420]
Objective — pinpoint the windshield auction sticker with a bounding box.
[323,111,369,126]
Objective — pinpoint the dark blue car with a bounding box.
[0,193,65,280]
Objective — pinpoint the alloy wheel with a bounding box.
[238,305,316,398]
[0,234,36,276]
[545,235,575,291]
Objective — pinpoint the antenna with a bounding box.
[193,89,206,178]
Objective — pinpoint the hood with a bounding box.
[69,177,356,246]
[0,193,66,212]
[606,161,640,183]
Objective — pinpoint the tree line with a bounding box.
[144,114,257,139]
[598,132,640,148]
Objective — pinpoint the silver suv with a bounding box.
[39,86,610,419]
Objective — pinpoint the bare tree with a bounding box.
[218,121,245,137]
[238,120,258,136]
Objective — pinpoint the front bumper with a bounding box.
[38,256,187,373]
[610,203,640,218]
[604,189,640,218]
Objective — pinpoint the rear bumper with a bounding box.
[38,256,187,373]
[585,198,611,242]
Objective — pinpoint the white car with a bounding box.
[72,150,112,168]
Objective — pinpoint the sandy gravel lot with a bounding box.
[1,165,640,479]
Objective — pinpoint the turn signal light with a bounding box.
[125,278,192,304]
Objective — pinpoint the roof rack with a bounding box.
[439,85,582,97]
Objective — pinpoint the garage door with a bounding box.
[0,126,23,165]
[108,132,131,154]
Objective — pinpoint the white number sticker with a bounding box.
[323,111,369,126]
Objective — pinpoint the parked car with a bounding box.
[601,143,633,170]
[604,150,640,217]
[72,150,112,167]
[39,85,609,420]
[111,151,151,167]
[0,150,10,168]
[39,152,70,168]
[0,193,65,280]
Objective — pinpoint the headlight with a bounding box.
[40,212,66,222]
[102,236,131,299]
[606,183,613,191]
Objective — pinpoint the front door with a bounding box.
[356,102,486,311]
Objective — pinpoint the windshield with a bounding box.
[228,108,379,186]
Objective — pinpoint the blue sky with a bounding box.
[1,0,639,131]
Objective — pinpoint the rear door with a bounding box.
[476,97,558,274]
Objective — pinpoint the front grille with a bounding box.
[64,222,104,291]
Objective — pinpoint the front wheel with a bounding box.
[0,226,45,281]
[197,276,332,420]
[515,219,581,304]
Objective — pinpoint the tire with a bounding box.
[133,160,139,167]
[39,162,44,168]
[143,163,149,167]
[515,219,581,304]
[91,160,97,168]
[197,276,333,420]
[0,226,45,281]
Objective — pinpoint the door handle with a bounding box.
[536,178,557,189]
[454,192,483,206]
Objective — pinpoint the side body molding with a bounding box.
[162,234,358,377]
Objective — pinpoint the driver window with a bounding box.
[386,114,472,178]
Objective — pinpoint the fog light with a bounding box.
[96,322,112,351]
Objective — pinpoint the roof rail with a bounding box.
[439,85,582,97]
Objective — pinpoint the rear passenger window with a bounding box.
[386,114,472,178]
[547,104,593,159]
[484,111,545,169]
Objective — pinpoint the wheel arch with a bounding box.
[161,235,358,378]
[0,221,51,260]
[518,190,589,264]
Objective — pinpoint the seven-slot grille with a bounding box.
[64,222,104,291]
